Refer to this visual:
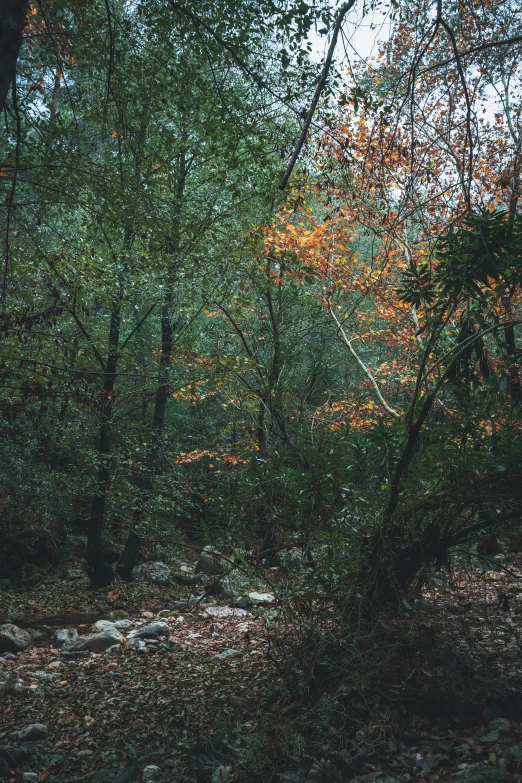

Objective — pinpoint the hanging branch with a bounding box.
[329,305,400,418]
[280,0,356,190]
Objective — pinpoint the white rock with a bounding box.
[214,648,240,661]
[114,619,132,629]
[248,592,275,606]
[92,620,117,632]
[203,606,247,619]
[142,765,161,781]
[22,774,39,782]
[134,562,171,585]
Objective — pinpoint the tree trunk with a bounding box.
[0,0,29,112]
[87,299,121,587]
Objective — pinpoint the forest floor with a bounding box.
[2,556,522,782]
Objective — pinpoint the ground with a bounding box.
[2,557,522,782]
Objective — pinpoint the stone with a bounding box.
[157,610,173,618]
[126,637,147,651]
[214,648,240,661]
[142,765,161,781]
[134,562,171,585]
[0,670,12,699]
[203,606,247,619]
[65,568,84,580]
[0,653,15,661]
[59,649,91,660]
[485,571,502,581]
[128,622,168,640]
[248,591,275,606]
[504,744,522,771]
[53,628,78,649]
[14,724,47,742]
[0,624,31,653]
[489,718,512,734]
[106,610,130,621]
[114,619,132,629]
[22,773,38,782]
[65,629,124,653]
[195,547,228,576]
[172,568,199,585]
[28,629,44,640]
[32,671,56,681]
[0,745,37,767]
[92,620,117,632]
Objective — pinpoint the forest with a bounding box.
[1,0,522,781]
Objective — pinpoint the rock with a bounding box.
[485,571,502,582]
[489,718,512,734]
[214,648,240,661]
[134,562,171,585]
[65,629,124,653]
[14,723,47,742]
[142,765,161,781]
[248,591,275,607]
[203,606,247,619]
[0,745,38,768]
[106,610,130,621]
[0,670,12,699]
[0,624,31,653]
[126,637,147,651]
[92,620,117,632]
[59,649,91,660]
[157,610,173,618]
[53,628,78,649]
[172,568,199,585]
[0,653,15,661]
[65,568,84,580]
[195,547,228,576]
[114,619,132,629]
[128,622,168,640]
[126,622,168,650]
[32,671,56,681]
[28,629,44,640]
[22,773,38,782]
[504,744,522,771]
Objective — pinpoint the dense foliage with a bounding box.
[1,0,522,602]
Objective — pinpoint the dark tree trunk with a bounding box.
[87,299,121,587]
[0,0,29,112]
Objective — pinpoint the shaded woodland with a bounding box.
[1,0,522,781]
